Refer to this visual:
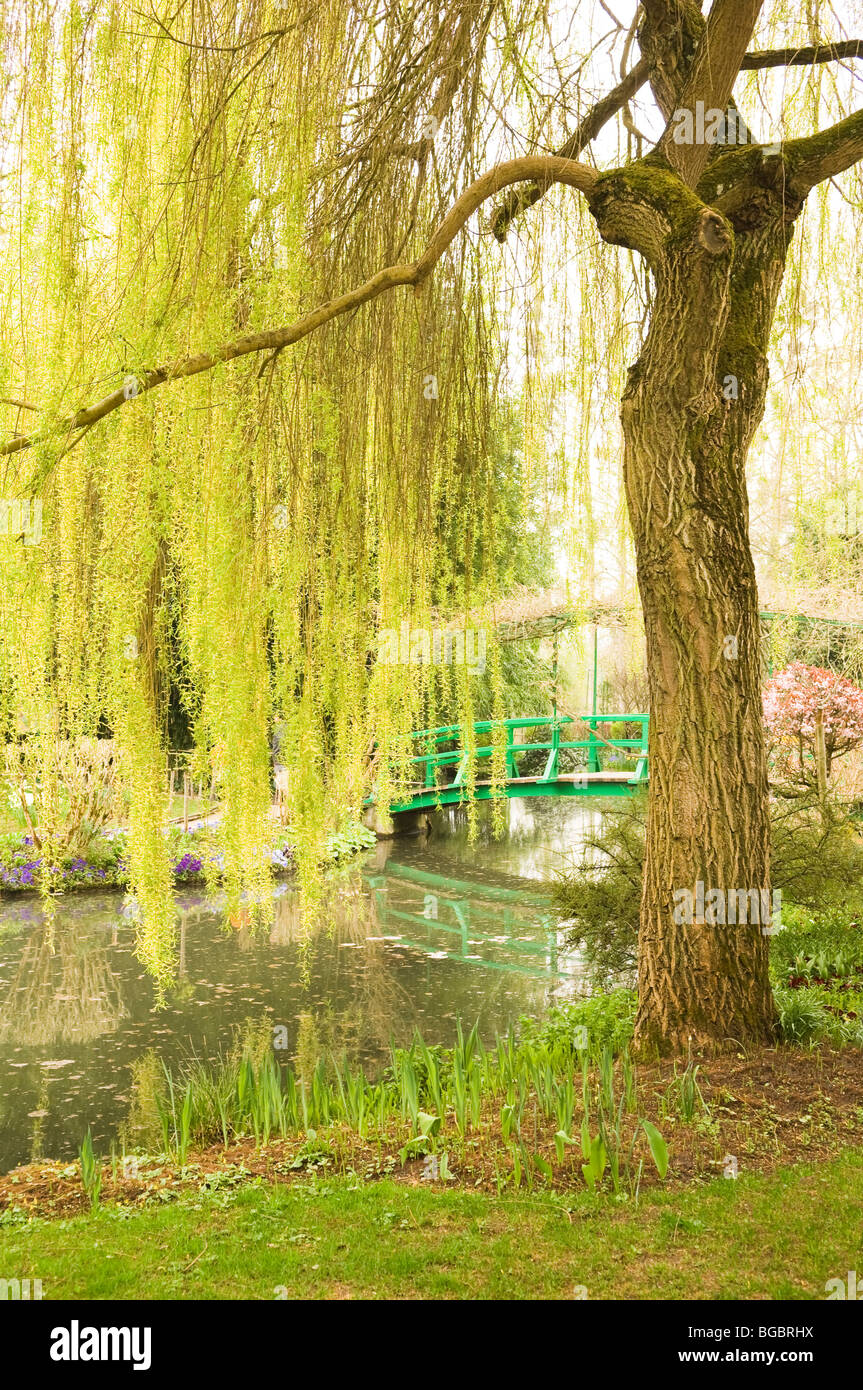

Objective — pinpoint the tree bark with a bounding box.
[588,151,805,1052]
[623,309,775,1054]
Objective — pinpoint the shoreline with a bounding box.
[0,818,377,900]
[2,1043,861,1213]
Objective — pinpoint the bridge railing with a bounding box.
[404,713,649,790]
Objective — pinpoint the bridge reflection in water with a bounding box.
[363,856,581,984]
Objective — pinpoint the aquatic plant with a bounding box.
[78,1130,102,1211]
[148,1021,670,1197]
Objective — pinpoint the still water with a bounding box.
[0,800,604,1172]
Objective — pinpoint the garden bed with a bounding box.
[2,1042,861,1221]
[0,820,376,898]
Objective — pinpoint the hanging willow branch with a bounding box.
[2,156,598,471]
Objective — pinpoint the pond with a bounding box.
[0,799,607,1172]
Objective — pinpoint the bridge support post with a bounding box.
[362,805,432,838]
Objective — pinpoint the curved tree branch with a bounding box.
[785,106,863,194]
[2,155,598,472]
[740,40,863,70]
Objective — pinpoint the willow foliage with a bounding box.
[1,1,862,984]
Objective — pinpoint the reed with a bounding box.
[141,1021,669,1196]
[79,1129,102,1210]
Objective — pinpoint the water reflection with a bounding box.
[0,800,606,1171]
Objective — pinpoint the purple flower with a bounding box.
[174,853,203,875]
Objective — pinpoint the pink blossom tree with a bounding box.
[763,663,863,788]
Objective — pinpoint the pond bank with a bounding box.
[2,1043,860,1218]
[0,819,376,897]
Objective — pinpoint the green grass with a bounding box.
[2,1152,862,1300]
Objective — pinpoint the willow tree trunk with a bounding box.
[622,291,774,1054]
[589,154,802,1053]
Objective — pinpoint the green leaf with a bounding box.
[398,1135,429,1163]
[553,1129,573,1164]
[591,1134,607,1181]
[641,1119,669,1179]
[534,1152,553,1181]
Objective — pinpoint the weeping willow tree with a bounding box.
[2,0,863,1052]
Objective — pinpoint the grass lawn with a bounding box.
[2,1151,861,1300]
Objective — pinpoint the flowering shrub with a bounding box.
[173,852,204,879]
[763,663,863,787]
[0,831,127,891]
[271,845,294,871]
[2,736,125,859]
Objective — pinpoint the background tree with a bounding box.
[764,663,863,789]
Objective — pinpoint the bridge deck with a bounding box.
[365,712,650,816]
[389,770,643,813]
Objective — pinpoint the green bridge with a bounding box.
[366,712,649,817]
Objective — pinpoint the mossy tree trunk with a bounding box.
[586,139,815,1051]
